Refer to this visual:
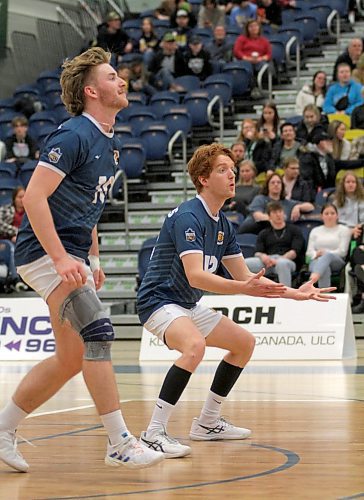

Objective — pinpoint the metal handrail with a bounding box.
[167,130,188,201]
[207,95,223,142]
[356,0,364,16]
[256,62,273,100]
[78,0,102,25]
[327,10,341,56]
[108,168,130,249]
[56,6,86,40]
[105,0,125,20]
[284,36,300,90]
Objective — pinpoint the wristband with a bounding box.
[88,254,100,272]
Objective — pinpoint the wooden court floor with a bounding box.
[0,340,364,500]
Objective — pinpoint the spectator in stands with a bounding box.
[233,20,272,99]
[332,38,363,81]
[349,135,364,160]
[116,63,130,91]
[328,120,352,161]
[334,172,364,244]
[0,186,25,242]
[238,172,314,234]
[5,116,39,172]
[238,118,272,176]
[219,0,234,14]
[257,0,282,30]
[270,122,301,170]
[148,32,186,91]
[323,63,364,116]
[205,25,233,67]
[95,11,133,62]
[244,200,305,286]
[231,141,246,165]
[295,71,327,115]
[230,1,257,28]
[352,53,364,85]
[351,87,364,129]
[128,58,156,97]
[256,101,280,145]
[174,8,194,49]
[225,159,260,215]
[198,0,226,29]
[282,157,314,203]
[276,0,296,7]
[170,1,197,28]
[0,140,6,161]
[306,203,351,288]
[351,240,364,313]
[183,35,213,80]
[154,0,175,20]
[295,104,327,145]
[299,130,336,205]
[139,18,160,68]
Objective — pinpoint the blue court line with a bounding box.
[338,494,364,499]
[30,426,299,500]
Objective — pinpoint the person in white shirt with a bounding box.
[306,203,352,287]
[328,120,352,160]
[334,171,364,240]
[295,71,327,115]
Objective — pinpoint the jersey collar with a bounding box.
[82,112,114,138]
[196,194,219,222]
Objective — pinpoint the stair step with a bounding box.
[148,190,195,205]
[99,231,158,251]
[99,276,137,299]
[100,253,138,274]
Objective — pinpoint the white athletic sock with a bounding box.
[199,390,226,426]
[146,398,175,435]
[100,409,129,446]
[0,399,28,432]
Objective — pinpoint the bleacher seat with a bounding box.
[221,61,251,97]
[0,240,18,288]
[114,124,134,141]
[173,75,201,92]
[18,159,37,188]
[139,123,170,161]
[294,219,323,244]
[203,74,233,107]
[119,140,146,178]
[29,112,57,140]
[236,233,257,258]
[162,105,192,138]
[314,188,336,208]
[0,178,22,205]
[328,113,351,129]
[292,16,319,43]
[150,91,180,118]
[128,109,158,136]
[308,5,332,30]
[183,91,210,127]
[0,162,16,179]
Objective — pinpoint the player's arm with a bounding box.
[181,253,286,298]
[23,165,87,286]
[223,255,336,302]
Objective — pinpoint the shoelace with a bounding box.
[159,430,179,445]
[17,433,36,448]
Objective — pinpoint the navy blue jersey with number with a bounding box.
[137,195,242,324]
[15,113,120,266]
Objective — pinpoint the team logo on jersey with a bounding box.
[185,228,196,242]
[217,231,224,245]
[48,147,62,164]
[113,150,119,165]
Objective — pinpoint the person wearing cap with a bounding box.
[148,32,186,91]
[171,1,197,28]
[95,11,133,60]
[299,130,336,202]
[183,35,213,81]
[323,63,364,116]
[174,8,193,49]
[198,0,226,30]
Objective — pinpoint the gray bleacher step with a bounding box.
[128,210,167,229]
[98,276,137,299]
[148,190,195,205]
[100,253,138,274]
[99,230,158,252]
[305,61,335,72]
[171,172,194,186]
[98,222,125,231]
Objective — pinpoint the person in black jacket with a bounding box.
[351,88,364,129]
[5,116,39,174]
[269,122,301,170]
[295,104,327,145]
[95,12,133,61]
[148,32,186,91]
[282,157,314,203]
[183,35,212,81]
[237,118,272,177]
[299,131,336,202]
[332,38,363,81]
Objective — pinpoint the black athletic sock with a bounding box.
[159,364,192,405]
[210,359,244,397]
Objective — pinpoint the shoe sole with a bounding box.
[189,431,252,441]
[104,454,164,469]
[0,456,29,472]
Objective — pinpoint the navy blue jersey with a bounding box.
[15,114,120,266]
[137,195,242,324]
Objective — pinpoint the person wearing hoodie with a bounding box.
[323,63,364,116]
[295,71,327,115]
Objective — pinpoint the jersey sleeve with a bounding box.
[170,212,204,258]
[38,127,82,177]
[222,222,242,260]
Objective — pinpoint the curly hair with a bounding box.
[61,47,111,115]
[335,171,364,208]
[188,143,235,193]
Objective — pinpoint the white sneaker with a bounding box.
[140,427,192,458]
[0,430,29,472]
[189,417,251,441]
[105,433,164,469]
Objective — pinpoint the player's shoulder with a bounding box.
[167,198,204,223]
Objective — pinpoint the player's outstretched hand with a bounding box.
[297,277,336,302]
[55,255,87,287]
[240,269,287,298]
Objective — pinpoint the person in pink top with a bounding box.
[233,19,272,98]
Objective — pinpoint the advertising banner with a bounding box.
[0,297,55,361]
[139,294,357,361]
